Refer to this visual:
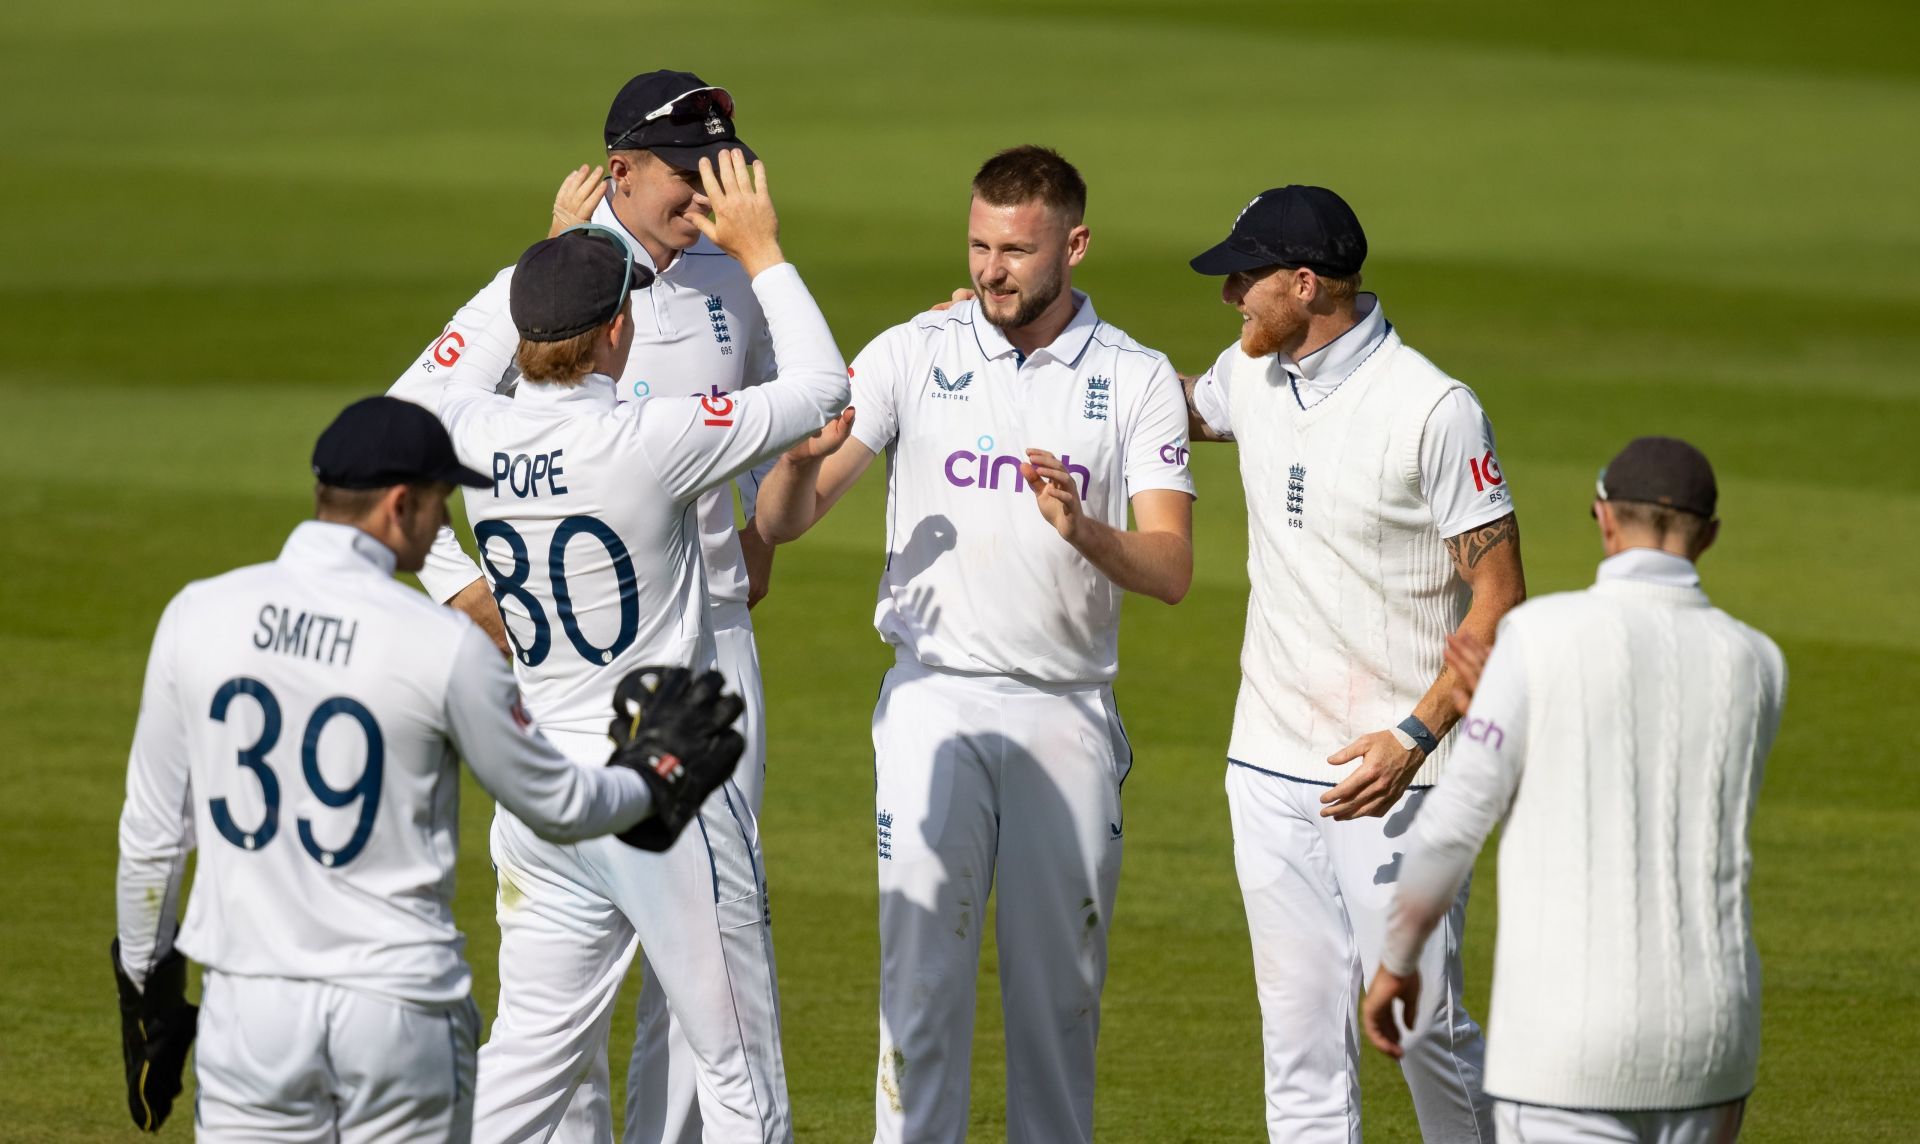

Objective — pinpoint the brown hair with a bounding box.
[516,326,603,385]
[971,145,1086,223]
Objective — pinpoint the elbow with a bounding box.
[1153,562,1194,606]
[757,514,810,545]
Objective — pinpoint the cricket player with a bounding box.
[425,150,847,1144]
[388,70,785,1142]
[754,145,1195,1144]
[111,396,744,1141]
[1365,437,1785,1144]
[1184,185,1526,1142]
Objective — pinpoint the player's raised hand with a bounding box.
[550,164,608,237]
[689,149,783,277]
[785,407,856,463]
[1443,632,1491,716]
[1361,966,1421,1060]
[1022,448,1084,541]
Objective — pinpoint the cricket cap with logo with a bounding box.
[312,397,490,490]
[1597,436,1718,519]
[604,70,756,169]
[1190,185,1368,278]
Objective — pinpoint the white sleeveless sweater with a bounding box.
[1225,331,1469,787]
[1481,576,1784,1109]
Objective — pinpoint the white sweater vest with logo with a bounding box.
[1225,331,1469,787]
[1485,577,1785,1110]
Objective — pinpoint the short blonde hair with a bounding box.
[1316,271,1362,302]
[516,328,602,385]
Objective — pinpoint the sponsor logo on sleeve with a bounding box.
[508,691,533,732]
[1461,715,1505,751]
[1159,441,1191,467]
[429,329,465,369]
[699,388,736,427]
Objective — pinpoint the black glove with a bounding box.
[605,666,746,852]
[111,939,197,1132]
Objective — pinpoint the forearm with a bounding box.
[739,522,775,607]
[446,576,509,656]
[1067,519,1192,604]
[754,454,827,543]
[1411,595,1506,738]
[1419,514,1527,739]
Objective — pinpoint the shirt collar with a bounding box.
[970,291,1099,367]
[279,520,398,577]
[590,198,722,276]
[1596,547,1702,589]
[516,373,618,410]
[1283,292,1388,406]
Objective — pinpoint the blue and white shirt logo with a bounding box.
[930,367,973,401]
[705,295,732,356]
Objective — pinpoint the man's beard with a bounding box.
[978,266,1064,332]
[1240,303,1305,359]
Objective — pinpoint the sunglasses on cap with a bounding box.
[562,223,655,309]
[606,86,736,151]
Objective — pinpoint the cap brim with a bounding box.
[443,462,493,490]
[1188,239,1275,276]
[647,138,757,170]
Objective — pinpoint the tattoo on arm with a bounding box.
[1444,513,1519,572]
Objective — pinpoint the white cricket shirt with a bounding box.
[1192,297,1513,786]
[390,198,777,608]
[436,262,847,739]
[115,522,654,1005]
[847,294,1194,685]
[1384,550,1786,1110]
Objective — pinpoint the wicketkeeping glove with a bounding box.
[605,666,746,852]
[110,939,197,1132]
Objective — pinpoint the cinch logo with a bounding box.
[1159,442,1190,466]
[1461,715,1505,751]
[943,435,1090,497]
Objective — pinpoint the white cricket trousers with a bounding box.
[195,969,479,1142]
[872,657,1131,1144]
[1225,760,1493,1143]
[1493,1098,1745,1143]
[474,725,788,1144]
[556,606,769,1144]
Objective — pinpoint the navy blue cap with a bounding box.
[604,70,755,169]
[510,228,654,342]
[312,397,489,490]
[1599,437,1718,518]
[1190,185,1367,277]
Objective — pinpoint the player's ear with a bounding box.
[1694,517,1720,560]
[1065,223,1091,267]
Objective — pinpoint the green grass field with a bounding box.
[3,0,1916,1138]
